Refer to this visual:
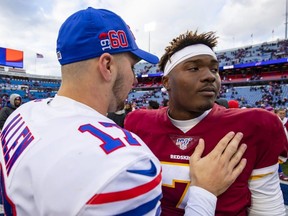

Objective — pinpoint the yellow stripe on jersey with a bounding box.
[160,161,190,167]
[249,172,274,181]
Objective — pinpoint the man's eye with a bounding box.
[188,67,199,71]
[211,68,219,73]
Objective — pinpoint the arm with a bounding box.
[185,132,247,215]
[246,114,287,215]
[248,164,286,216]
[77,157,162,216]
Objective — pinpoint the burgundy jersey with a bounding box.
[125,104,288,216]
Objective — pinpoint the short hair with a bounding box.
[158,31,218,72]
[276,107,287,113]
[148,100,160,109]
[163,99,169,107]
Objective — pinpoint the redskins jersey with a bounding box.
[125,104,288,216]
[0,95,162,215]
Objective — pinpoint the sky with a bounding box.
[0,0,286,77]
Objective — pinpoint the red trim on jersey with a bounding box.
[0,164,17,216]
[87,172,161,204]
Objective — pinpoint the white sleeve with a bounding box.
[184,186,217,216]
[248,163,286,216]
[77,157,162,216]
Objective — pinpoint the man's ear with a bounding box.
[98,53,114,82]
[162,76,171,91]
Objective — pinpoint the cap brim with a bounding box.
[131,49,159,64]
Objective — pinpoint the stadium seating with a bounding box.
[127,84,288,108]
[0,38,286,110]
[134,39,288,76]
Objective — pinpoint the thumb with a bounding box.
[190,138,205,163]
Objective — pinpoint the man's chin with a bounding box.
[198,102,214,111]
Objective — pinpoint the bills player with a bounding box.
[0,8,247,216]
[125,31,288,215]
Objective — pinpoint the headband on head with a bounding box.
[163,44,217,76]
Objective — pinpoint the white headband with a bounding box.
[163,44,217,76]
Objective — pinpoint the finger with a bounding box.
[190,138,205,163]
[230,158,247,181]
[209,131,235,157]
[228,144,247,170]
[222,132,243,158]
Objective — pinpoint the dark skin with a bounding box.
[14,98,22,108]
[162,54,221,120]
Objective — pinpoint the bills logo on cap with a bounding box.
[99,30,129,52]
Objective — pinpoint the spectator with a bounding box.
[124,102,133,114]
[107,101,126,128]
[228,99,239,108]
[0,93,22,130]
[275,108,288,181]
[162,99,169,107]
[215,98,229,108]
[265,106,275,112]
[147,100,160,109]
[276,108,288,132]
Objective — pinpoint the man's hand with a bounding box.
[189,132,247,196]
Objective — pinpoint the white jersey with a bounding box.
[0,95,162,216]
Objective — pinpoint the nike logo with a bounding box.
[127,160,157,177]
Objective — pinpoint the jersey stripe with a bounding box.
[0,164,16,216]
[116,194,162,216]
[87,172,161,204]
[249,172,274,181]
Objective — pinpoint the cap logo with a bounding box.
[100,30,129,52]
[99,32,108,39]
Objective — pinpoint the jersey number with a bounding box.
[161,163,191,209]
[79,122,141,154]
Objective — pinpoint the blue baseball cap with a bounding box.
[56,7,159,65]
